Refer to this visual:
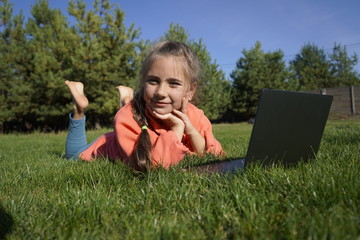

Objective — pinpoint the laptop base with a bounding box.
[184,158,245,174]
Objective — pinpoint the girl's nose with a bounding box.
[155,84,167,98]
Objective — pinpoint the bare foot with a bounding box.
[116,86,134,108]
[65,80,89,119]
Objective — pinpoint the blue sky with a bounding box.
[11,0,360,78]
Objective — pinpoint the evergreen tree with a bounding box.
[0,0,14,130]
[161,23,232,120]
[1,0,143,131]
[68,0,143,127]
[23,0,79,130]
[231,41,290,118]
[0,0,30,131]
[289,43,332,90]
[328,43,359,86]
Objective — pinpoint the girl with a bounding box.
[65,41,224,171]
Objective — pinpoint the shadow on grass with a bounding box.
[182,156,311,175]
[182,158,246,174]
[0,205,14,240]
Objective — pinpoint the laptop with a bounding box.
[187,89,333,174]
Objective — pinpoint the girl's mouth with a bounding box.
[152,101,171,107]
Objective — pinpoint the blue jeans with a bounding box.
[65,113,92,159]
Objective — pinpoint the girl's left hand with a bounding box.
[175,96,205,154]
[172,96,197,135]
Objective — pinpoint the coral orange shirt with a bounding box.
[79,103,224,169]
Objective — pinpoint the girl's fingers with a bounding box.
[152,110,183,125]
[172,109,187,121]
[173,109,195,135]
[146,104,171,120]
[151,111,172,120]
[181,97,188,114]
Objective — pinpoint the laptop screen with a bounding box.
[245,89,333,167]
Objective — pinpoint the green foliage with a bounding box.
[289,43,360,90]
[66,0,143,127]
[23,0,78,129]
[230,41,290,118]
[162,23,232,121]
[0,121,359,239]
[0,0,31,131]
[0,0,142,131]
[289,43,332,90]
[329,43,360,86]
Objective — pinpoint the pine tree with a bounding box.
[23,0,80,130]
[0,0,14,131]
[0,0,31,131]
[231,41,290,118]
[329,43,359,86]
[289,43,332,90]
[68,0,143,127]
[1,0,143,131]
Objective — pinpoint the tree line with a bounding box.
[1,0,359,132]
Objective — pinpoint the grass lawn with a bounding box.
[0,119,359,239]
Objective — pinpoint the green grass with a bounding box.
[0,120,359,239]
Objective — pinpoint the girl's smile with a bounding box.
[143,56,195,115]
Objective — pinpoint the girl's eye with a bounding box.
[147,79,159,85]
[170,81,181,87]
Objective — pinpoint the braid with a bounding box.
[131,93,151,172]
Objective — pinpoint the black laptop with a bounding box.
[188,89,333,174]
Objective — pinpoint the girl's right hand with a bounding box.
[147,106,185,142]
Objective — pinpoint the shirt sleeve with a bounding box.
[113,107,141,168]
[199,117,225,156]
[149,129,190,169]
[187,104,225,156]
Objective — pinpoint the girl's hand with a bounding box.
[148,96,193,138]
[174,97,205,154]
[148,96,205,154]
[148,106,185,142]
[173,96,196,135]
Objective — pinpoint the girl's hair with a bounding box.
[131,41,200,171]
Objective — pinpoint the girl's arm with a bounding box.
[172,109,205,154]
[177,97,205,154]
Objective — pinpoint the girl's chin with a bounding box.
[152,108,173,115]
[147,103,180,115]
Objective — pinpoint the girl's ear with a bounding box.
[187,83,197,101]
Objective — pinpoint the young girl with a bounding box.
[65,41,224,171]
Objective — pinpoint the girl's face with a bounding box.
[143,56,195,115]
